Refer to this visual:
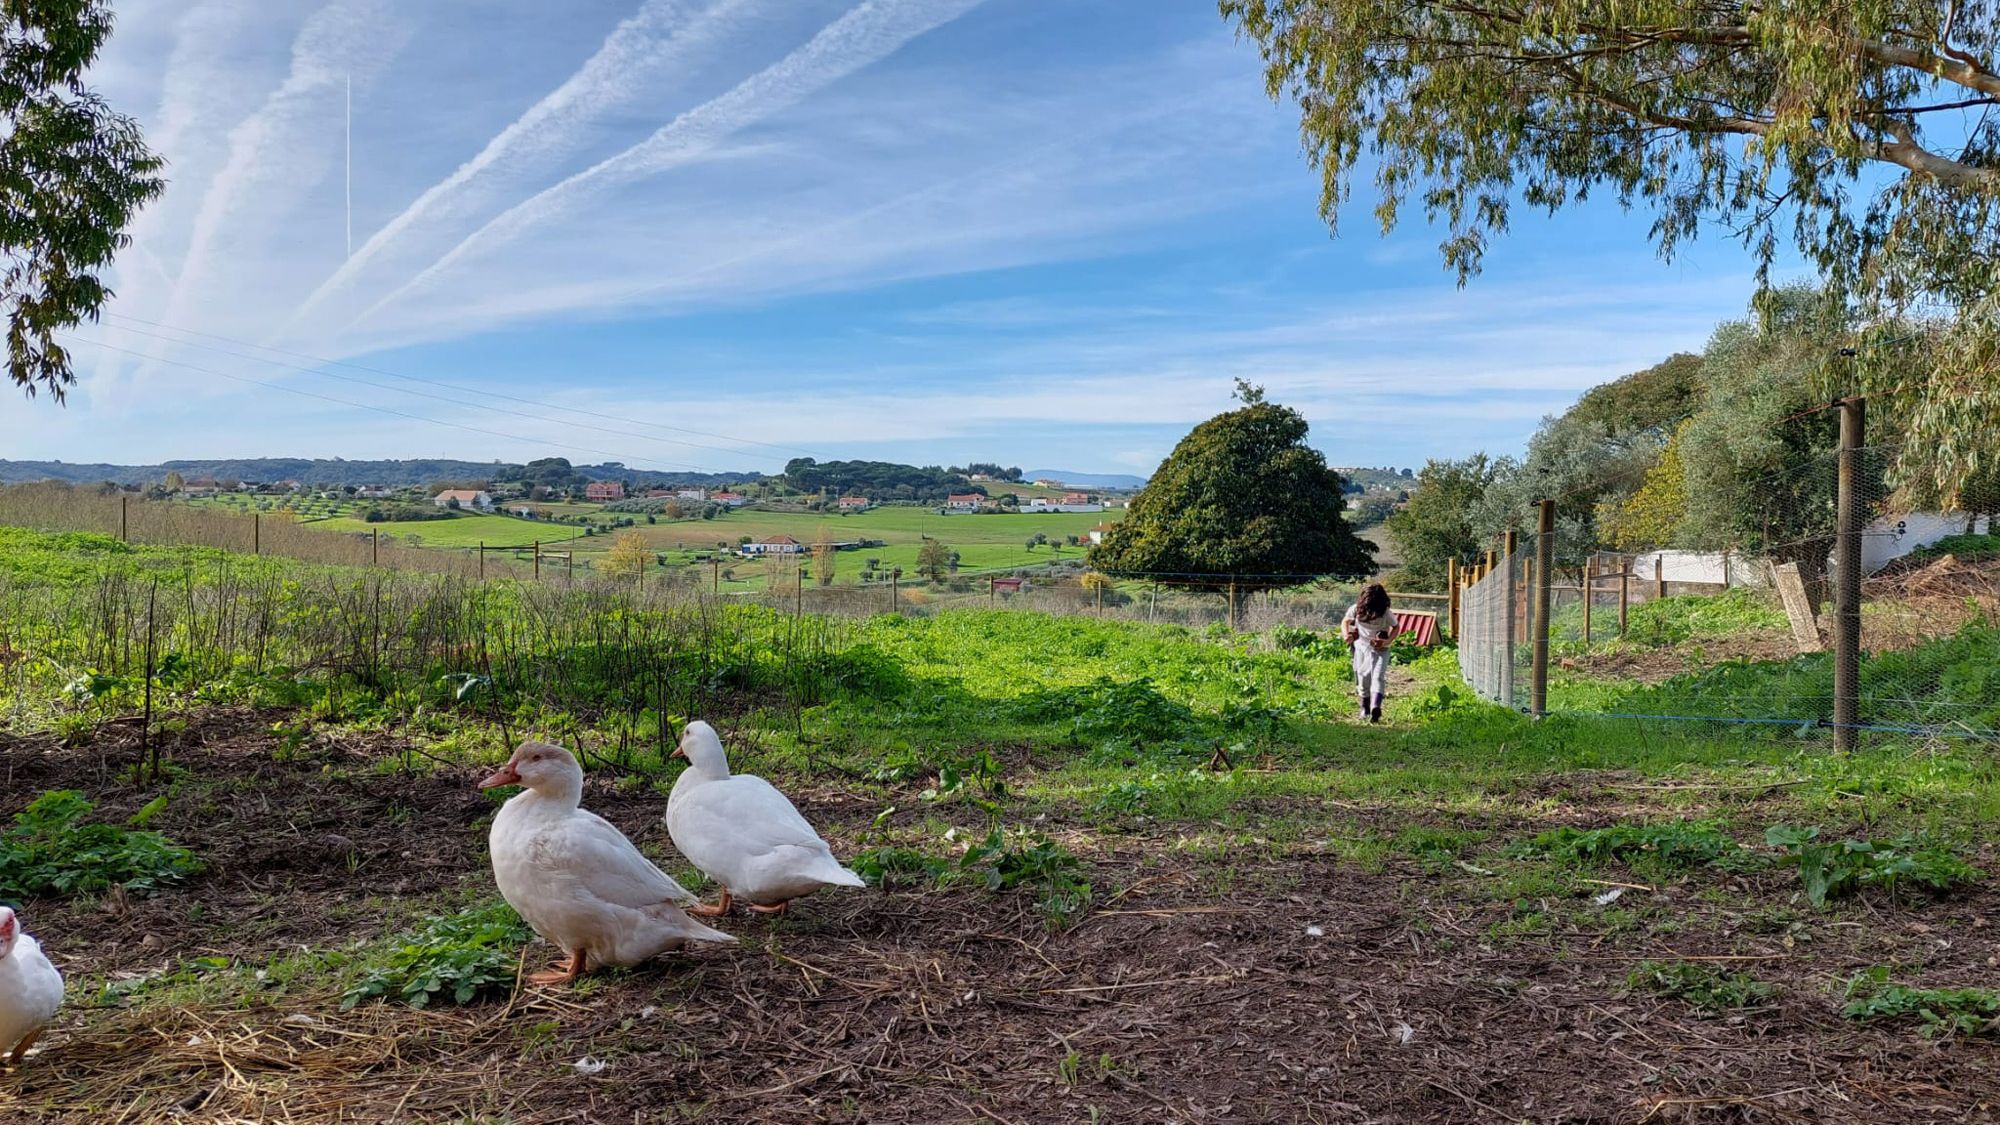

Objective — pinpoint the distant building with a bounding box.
[1061,491,1092,505]
[676,487,707,501]
[1026,497,1103,513]
[741,534,804,556]
[968,473,993,482]
[1032,478,1062,488]
[584,481,626,502]
[945,493,983,512]
[710,491,748,507]
[355,485,395,499]
[433,489,493,510]
[837,496,871,510]
[182,477,221,497]
[1087,522,1117,545]
[645,488,676,499]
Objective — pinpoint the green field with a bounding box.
[308,512,588,548]
[1,526,1995,1121]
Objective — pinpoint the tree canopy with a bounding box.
[1089,389,1374,587]
[1385,455,1506,588]
[2,0,164,400]
[1222,0,2000,499]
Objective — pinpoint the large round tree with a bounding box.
[1089,383,1374,611]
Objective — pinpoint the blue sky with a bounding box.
[6,0,1790,477]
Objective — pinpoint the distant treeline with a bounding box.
[0,455,762,490]
[782,458,981,502]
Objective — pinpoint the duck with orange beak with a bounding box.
[0,906,63,1065]
[482,740,734,985]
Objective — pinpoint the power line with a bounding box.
[99,311,822,459]
[68,336,739,477]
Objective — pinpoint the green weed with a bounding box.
[1764,826,1981,907]
[1842,968,2000,1036]
[1628,960,1778,1013]
[340,901,533,1010]
[1510,820,1746,871]
[0,790,201,900]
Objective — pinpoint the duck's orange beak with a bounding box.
[669,746,687,760]
[479,762,522,789]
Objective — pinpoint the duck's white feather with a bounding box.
[666,724,865,906]
[0,931,63,1054]
[490,777,732,969]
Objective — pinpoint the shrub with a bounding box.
[341,901,533,1010]
[0,790,202,900]
[1510,820,1745,870]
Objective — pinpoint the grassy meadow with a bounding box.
[0,525,1996,1120]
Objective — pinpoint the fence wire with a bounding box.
[1455,441,2000,742]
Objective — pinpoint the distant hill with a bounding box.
[0,457,762,489]
[1335,466,1417,492]
[1023,469,1148,489]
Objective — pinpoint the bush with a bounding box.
[341,901,532,1010]
[0,790,202,899]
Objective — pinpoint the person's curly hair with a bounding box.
[1355,583,1391,622]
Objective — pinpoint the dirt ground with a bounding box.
[3,712,1998,1124]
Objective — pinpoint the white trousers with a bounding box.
[1352,643,1389,698]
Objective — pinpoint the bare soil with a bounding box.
[3,712,1997,1124]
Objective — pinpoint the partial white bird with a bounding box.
[0,906,63,1065]
[482,740,734,985]
[666,721,865,916]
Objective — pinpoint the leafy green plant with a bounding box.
[0,790,201,899]
[1628,960,1777,1013]
[1510,820,1746,871]
[1842,968,2000,1036]
[1764,827,1981,907]
[341,902,532,1010]
[848,845,952,890]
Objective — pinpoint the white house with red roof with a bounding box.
[740,534,804,556]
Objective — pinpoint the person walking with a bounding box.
[1341,583,1397,722]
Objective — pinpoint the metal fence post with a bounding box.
[1833,396,1866,752]
[1582,554,1593,646]
[1618,560,1629,637]
[1532,499,1555,717]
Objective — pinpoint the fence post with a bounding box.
[891,569,900,613]
[1446,557,1460,637]
[534,541,541,581]
[1502,529,1519,708]
[1532,499,1555,717]
[1619,561,1629,638]
[1833,396,1865,752]
[479,541,485,581]
[372,529,379,567]
[253,513,260,555]
[1582,554,1593,646]
[1227,578,1238,631]
[120,494,128,542]
[1655,556,1665,600]
[989,576,996,607]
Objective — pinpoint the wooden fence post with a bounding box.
[1532,499,1555,717]
[372,529,379,567]
[534,541,541,581]
[478,541,485,581]
[1618,561,1630,637]
[1502,529,1519,707]
[1446,557,1460,637]
[989,576,996,607]
[253,513,260,555]
[1833,396,1865,752]
[1655,556,1665,600]
[1582,555,1593,646]
[120,494,128,542]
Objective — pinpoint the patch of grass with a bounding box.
[1628,960,1778,1013]
[1764,826,1981,907]
[1909,531,2000,562]
[848,826,1091,928]
[0,790,202,900]
[1843,968,2000,1036]
[340,901,533,1010]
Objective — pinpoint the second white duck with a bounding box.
[666,721,865,916]
[483,740,735,985]
[0,906,63,1066]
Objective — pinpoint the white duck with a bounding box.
[666,721,864,916]
[0,906,63,1065]
[482,740,734,985]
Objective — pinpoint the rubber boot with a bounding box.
[1358,690,1371,720]
[1369,691,1384,723]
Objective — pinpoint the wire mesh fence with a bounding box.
[1454,432,2000,743]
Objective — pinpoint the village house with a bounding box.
[944,493,983,512]
[709,491,748,507]
[1087,522,1117,545]
[433,489,494,511]
[676,487,707,502]
[355,484,395,500]
[740,534,804,556]
[837,496,871,510]
[181,477,221,497]
[1062,491,1092,505]
[1031,478,1062,488]
[584,480,626,502]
